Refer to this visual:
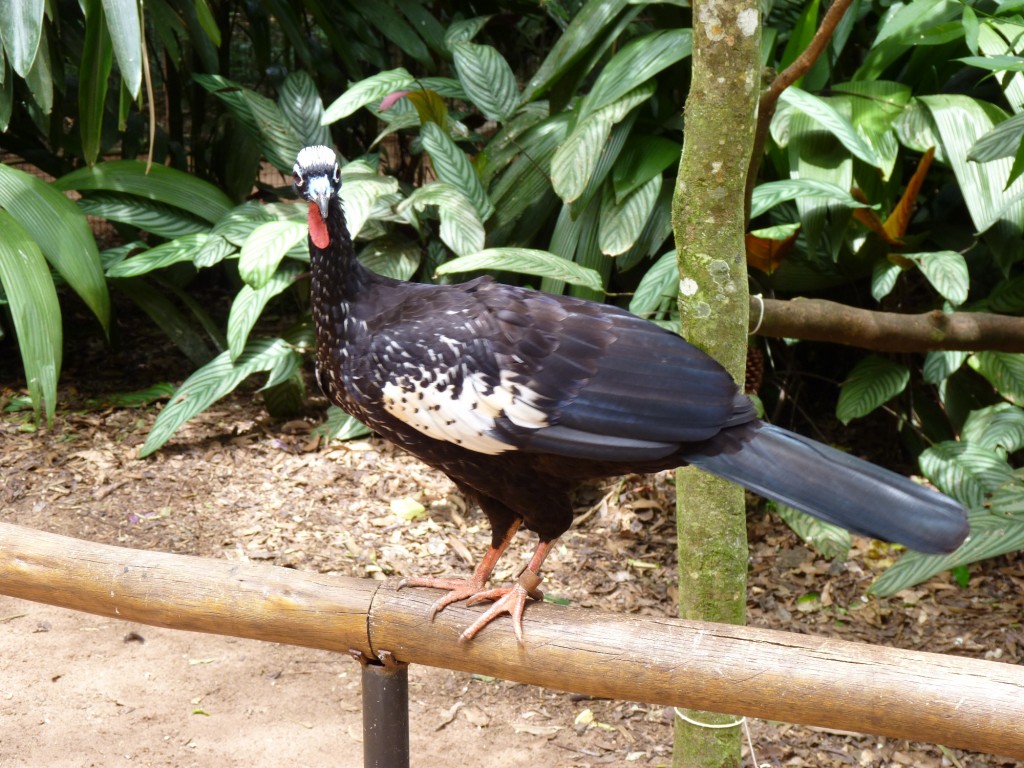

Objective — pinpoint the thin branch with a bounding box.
[752,297,1024,352]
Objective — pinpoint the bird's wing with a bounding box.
[366,279,751,461]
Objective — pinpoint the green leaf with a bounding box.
[193,234,235,269]
[0,58,12,131]
[774,503,851,561]
[749,179,872,219]
[140,338,293,456]
[106,234,208,277]
[0,164,110,334]
[957,54,1024,73]
[435,248,604,293]
[22,17,52,114]
[338,175,401,240]
[779,87,883,169]
[612,136,680,201]
[599,174,661,256]
[869,510,1024,596]
[238,220,306,288]
[227,263,301,359]
[628,251,677,318]
[923,350,968,384]
[451,40,518,121]
[968,351,1024,405]
[56,161,233,223]
[101,0,142,97]
[989,474,1024,519]
[110,276,216,366]
[0,210,62,424]
[193,0,220,45]
[357,236,421,280]
[968,111,1024,163]
[962,403,1024,454]
[313,405,370,442]
[278,71,330,147]
[398,182,485,257]
[80,0,114,166]
[77,192,208,238]
[919,441,1014,508]
[871,259,901,302]
[836,355,910,424]
[0,0,45,77]
[322,68,415,124]
[419,121,494,221]
[905,250,969,306]
[990,274,1024,314]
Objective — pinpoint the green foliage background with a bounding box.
[3,0,1024,591]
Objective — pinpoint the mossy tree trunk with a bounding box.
[671,1,760,766]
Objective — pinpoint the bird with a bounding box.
[293,144,969,643]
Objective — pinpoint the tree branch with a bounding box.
[752,297,1024,352]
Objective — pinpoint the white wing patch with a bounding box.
[381,367,549,455]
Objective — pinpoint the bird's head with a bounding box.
[293,145,341,249]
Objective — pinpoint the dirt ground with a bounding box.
[2,320,1023,767]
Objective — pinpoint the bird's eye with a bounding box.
[332,164,341,184]
[293,170,304,187]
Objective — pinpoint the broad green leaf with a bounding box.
[212,202,277,246]
[193,0,220,45]
[958,55,1024,73]
[278,71,330,147]
[0,0,45,77]
[0,210,61,424]
[357,236,421,280]
[227,263,302,359]
[239,220,307,288]
[359,2,431,65]
[398,182,485,257]
[923,350,968,384]
[612,135,680,201]
[599,174,661,256]
[419,121,494,221]
[451,40,518,121]
[779,87,883,169]
[110,276,216,366]
[871,258,901,302]
[869,510,1024,596]
[920,441,1015,508]
[989,473,1024,519]
[193,234,235,269]
[831,80,912,181]
[435,248,604,293]
[968,351,1024,405]
[578,29,692,122]
[80,0,114,165]
[77,192,208,238]
[990,274,1024,314]
[339,175,401,239]
[106,233,208,277]
[629,250,678,318]
[749,179,871,218]
[774,503,851,560]
[101,0,142,97]
[905,250,969,306]
[313,405,370,442]
[444,16,489,46]
[56,161,233,222]
[0,164,110,334]
[968,111,1024,163]
[962,403,1024,454]
[0,59,12,131]
[836,355,910,424]
[322,68,415,124]
[23,21,52,114]
[140,338,292,456]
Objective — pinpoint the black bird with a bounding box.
[293,145,969,642]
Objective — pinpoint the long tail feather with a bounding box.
[682,423,968,554]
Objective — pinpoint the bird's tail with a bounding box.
[681,422,968,554]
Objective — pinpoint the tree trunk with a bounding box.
[671,1,760,766]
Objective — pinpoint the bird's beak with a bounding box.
[307,176,333,222]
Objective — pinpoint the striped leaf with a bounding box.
[339,175,401,239]
[193,234,236,269]
[56,161,233,222]
[398,182,485,256]
[357,236,422,280]
[227,263,302,359]
[774,503,852,560]
[922,350,968,384]
[436,247,604,293]
[968,110,1024,162]
[869,510,1024,596]
[106,233,208,277]
[278,70,330,147]
[749,178,872,218]
[211,202,276,246]
[968,351,1024,405]
[451,40,518,121]
[322,68,415,124]
[140,338,292,456]
[80,0,113,165]
[905,250,969,306]
[313,405,370,442]
[629,251,678,318]
[420,120,493,221]
[0,0,45,77]
[989,475,1024,519]
[101,0,141,97]
[836,355,910,424]
[22,18,52,114]
[111,276,216,366]
[962,403,1024,454]
[598,174,661,256]
[239,220,306,288]
[919,441,1014,509]
[989,274,1024,313]
[0,210,62,424]
[779,86,883,169]
[870,258,901,301]
[0,164,110,334]
[77,193,208,238]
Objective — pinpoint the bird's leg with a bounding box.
[397,519,521,620]
[459,538,554,644]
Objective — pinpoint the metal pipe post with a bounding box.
[358,651,410,768]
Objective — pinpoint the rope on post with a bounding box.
[1,521,1022,759]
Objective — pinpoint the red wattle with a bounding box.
[308,202,330,248]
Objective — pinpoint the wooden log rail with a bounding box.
[1,521,1022,759]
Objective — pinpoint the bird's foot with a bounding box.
[397,574,490,621]
[459,569,544,644]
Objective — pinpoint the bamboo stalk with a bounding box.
[2,522,1022,759]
